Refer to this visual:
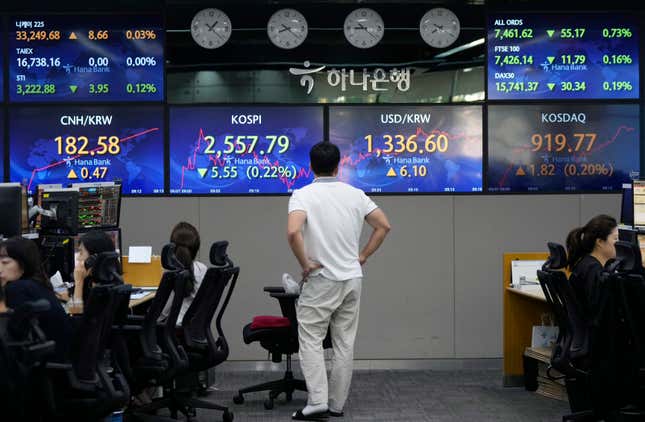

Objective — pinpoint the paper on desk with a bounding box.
[50,271,65,290]
[511,260,543,288]
[128,246,152,263]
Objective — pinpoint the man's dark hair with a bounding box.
[310,142,340,176]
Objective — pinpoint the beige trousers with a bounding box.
[296,275,362,411]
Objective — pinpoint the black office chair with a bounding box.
[0,300,56,420]
[166,240,239,422]
[234,284,332,410]
[537,242,596,422]
[608,241,645,419]
[44,284,130,421]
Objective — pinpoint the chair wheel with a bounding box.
[233,394,244,404]
[223,410,234,422]
[264,398,274,410]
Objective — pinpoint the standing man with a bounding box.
[287,142,391,420]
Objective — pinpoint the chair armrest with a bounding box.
[270,292,299,299]
[264,286,285,293]
[126,315,145,323]
[46,362,73,371]
[113,324,143,332]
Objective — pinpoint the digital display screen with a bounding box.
[329,105,483,193]
[487,104,639,192]
[9,15,163,102]
[487,14,639,100]
[9,106,165,195]
[169,106,324,195]
[0,112,4,182]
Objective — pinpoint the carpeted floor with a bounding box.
[185,369,569,421]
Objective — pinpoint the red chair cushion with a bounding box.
[250,315,291,330]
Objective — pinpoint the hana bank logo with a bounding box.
[288,61,326,94]
[289,61,411,95]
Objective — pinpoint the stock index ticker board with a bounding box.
[9,106,165,195]
[487,104,640,193]
[9,15,164,102]
[169,106,324,195]
[487,14,639,100]
[329,106,483,193]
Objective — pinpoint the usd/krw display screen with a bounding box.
[329,106,483,193]
[169,106,324,194]
[487,14,639,100]
[487,104,639,192]
[9,15,163,102]
[9,106,165,195]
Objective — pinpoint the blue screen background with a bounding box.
[9,15,164,102]
[487,104,640,192]
[169,106,324,195]
[9,105,165,195]
[487,13,639,100]
[329,106,483,193]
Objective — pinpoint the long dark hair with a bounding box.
[170,222,200,296]
[0,237,51,290]
[566,214,617,270]
[79,230,116,256]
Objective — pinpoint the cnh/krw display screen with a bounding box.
[9,106,165,195]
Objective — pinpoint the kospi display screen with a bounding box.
[9,15,163,102]
[487,14,639,100]
[169,106,324,195]
[487,104,639,192]
[329,106,483,193]
[9,106,165,195]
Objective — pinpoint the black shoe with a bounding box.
[292,409,329,421]
[329,410,344,417]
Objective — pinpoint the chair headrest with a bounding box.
[614,240,643,274]
[161,243,185,271]
[210,241,232,267]
[546,242,567,270]
[85,251,121,284]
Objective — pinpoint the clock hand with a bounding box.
[279,24,291,33]
[287,27,302,40]
[207,21,218,32]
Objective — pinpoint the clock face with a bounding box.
[420,8,460,48]
[344,8,384,49]
[267,8,308,49]
[191,8,232,49]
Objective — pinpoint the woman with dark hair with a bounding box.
[0,237,72,362]
[72,230,118,304]
[566,214,622,419]
[566,214,618,315]
[159,222,206,326]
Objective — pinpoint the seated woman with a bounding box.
[73,230,119,305]
[566,214,623,418]
[566,214,618,317]
[0,237,73,362]
[159,222,207,326]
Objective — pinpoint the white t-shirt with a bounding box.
[159,260,208,326]
[288,177,378,281]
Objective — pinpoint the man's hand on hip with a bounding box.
[302,261,323,280]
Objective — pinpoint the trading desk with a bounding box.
[502,252,549,387]
[67,257,162,315]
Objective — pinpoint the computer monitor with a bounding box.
[40,188,79,235]
[619,227,638,244]
[633,180,645,228]
[34,184,64,231]
[72,182,122,229]
[621,182,634,226]
[0,183,23,238]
